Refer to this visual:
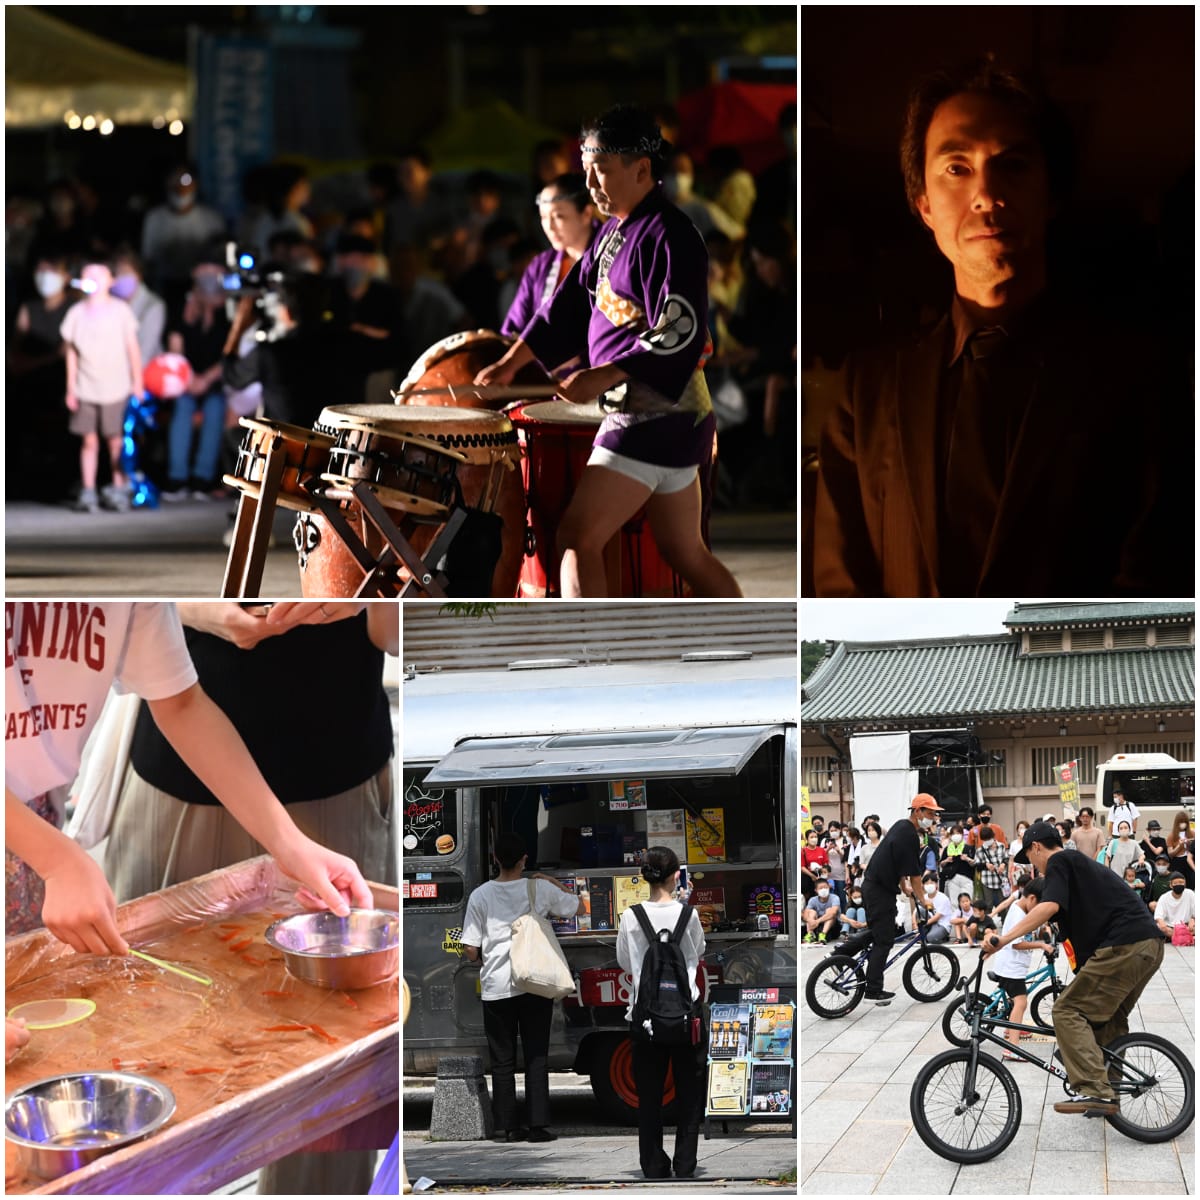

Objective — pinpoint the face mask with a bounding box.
[1156,866,1168,875]
[110,275,138,300]
[924,884,937,896]
[816,888,829,900]
[1172,885,1185,894]
[295,257,321,274]
[35,270,64,298]
[851,896,861,905]
[168,191,193,212]
[950,833,962,843]
[343,266,371,290]
[1119,830,1131,839]
[919,817,934,830]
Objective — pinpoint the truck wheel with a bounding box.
[588,1035,679,1126]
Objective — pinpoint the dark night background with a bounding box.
[801,5,1194,374]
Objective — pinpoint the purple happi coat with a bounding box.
[520,188,715,469]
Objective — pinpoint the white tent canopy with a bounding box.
[5,6,190,129]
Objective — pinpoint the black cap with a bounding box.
[1013,819,1063,864]
[1147,820,1162,830]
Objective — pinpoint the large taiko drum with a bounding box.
[395,329,552,407]
[507,400,686,598]
[295,404,524,597]
[223,418,335,513]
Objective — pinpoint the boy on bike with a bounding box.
[985,820,1163,1115]
[988,876,1054,1060]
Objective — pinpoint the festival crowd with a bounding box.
[5,102,795,513]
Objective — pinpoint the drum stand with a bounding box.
[221,438,289,598]
[303,481,468,599]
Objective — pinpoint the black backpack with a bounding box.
[629,903,697,1046]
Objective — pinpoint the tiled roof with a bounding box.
[802,635,1194,723]
[1005,602,1195,628]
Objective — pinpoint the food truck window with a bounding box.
[476,734,788,935]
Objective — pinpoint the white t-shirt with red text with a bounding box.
[5,603,197,801]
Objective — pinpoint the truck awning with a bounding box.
[422,725,784,787]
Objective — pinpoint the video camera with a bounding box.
[223,242,291,344]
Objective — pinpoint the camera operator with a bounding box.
[220,274,337,429]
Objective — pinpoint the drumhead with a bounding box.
[511,400,606,427]
[398,329,507,391]
[317,403,512,433]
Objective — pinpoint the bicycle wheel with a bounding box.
[1029,985,1056,1030]
[805,954,866,1019]
[903,944,961,1002]
[1104,1031,1195,1143]
[910,1048,1022,1163]
[942,991,999,1049]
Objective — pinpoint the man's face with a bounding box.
[1079,811,1092,826]
[582,148,650,219]
[917,91,1051,295]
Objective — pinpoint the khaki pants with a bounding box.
[1053,936,1164,1100]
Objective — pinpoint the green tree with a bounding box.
[801,640,828,682]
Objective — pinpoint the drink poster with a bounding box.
[706,1060,750,1115]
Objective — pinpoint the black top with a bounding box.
[222,325,342,428]
[129,615,392,805]
[863,818,923,894]
[1041,848,1161,969]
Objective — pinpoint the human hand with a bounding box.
[40,846,128,956]
[275,834,374,917]
[264,601,365,632]
[6,1018,30,1063]
[177,602,280,651]
[65,390,79,412]
[981,934,1002,958]
[474,359,518,389]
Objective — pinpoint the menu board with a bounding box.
[549,877,578,935]
[614,873,651,921]
[587,877,615,931]
[705,992,795,1122]
[690,886,726,933]
[646,808,687,862]
[708,1002,751,1059]
[749,1062,793,1114]
[686,807,726,863]
[402,779,456,856]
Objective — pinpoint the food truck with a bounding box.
[402,650,797,1122]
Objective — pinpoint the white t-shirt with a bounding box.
[59,299,140,404]
[1155,888,1196,925]
[6,603,197,801]
[925,890,955,930]
[615,898,706,1021]
[461,877,580,1001]
[1109,801,1141,831]
[991,901,1041,980]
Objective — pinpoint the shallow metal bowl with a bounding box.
[5,1071,176,1181]
[265,908,399,990]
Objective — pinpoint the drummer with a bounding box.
[476,104,742,599]
[500,174,599,342]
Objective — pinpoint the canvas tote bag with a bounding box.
[510,879,575,999]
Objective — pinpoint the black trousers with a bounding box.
[862,882,898,992]
[482,992,554,1130]
[630,1019,708,1178]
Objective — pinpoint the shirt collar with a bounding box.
[947,289,1052,367]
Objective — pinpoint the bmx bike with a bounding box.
[911,948,1195,1163]
[805,918,960,1018]
[941,936,1068,1047]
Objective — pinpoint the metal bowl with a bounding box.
[5,1072,176,1182]
[265,908,399,990]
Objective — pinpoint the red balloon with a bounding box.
[143,353,194,399]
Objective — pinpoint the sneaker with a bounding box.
[817,932,827,943]
[527,1127,556,1143]
[864,989,895,1004]
[1053,1092,1118,1115]
[100,484,131,512]
[161,483,191,503]
[1002,1050,1026,1062]
[804,933,817,944]
[73,488,99,513]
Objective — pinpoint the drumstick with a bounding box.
[392,384,562,402]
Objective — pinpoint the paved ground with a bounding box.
[800,943,1196,1195]
[4,499,796,599]
[403,1072,797,1194]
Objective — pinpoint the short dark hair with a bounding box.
[1079,807,1094,818]
[899,56,1074,219]
[581,104,668,177]
[957,892,972,902]
[1023,876,1046,899]
[642,845,680,885]
[978,824,994,843]
[494,832,527,870]
[538,173,590,212]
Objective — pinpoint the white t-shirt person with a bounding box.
[1155,887,1196,927]
[1109,797,1141,834]
[616,899,706,1022]
[990,901,1041,980]
[461,878,580,1001]
[6,602,197,802]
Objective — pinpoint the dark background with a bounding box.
[801,5,1195,371]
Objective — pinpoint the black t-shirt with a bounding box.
[1041,848,1161,969]
[129,615,392,805]
[863,819,923,894]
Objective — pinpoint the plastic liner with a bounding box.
[4,856,399,1196]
